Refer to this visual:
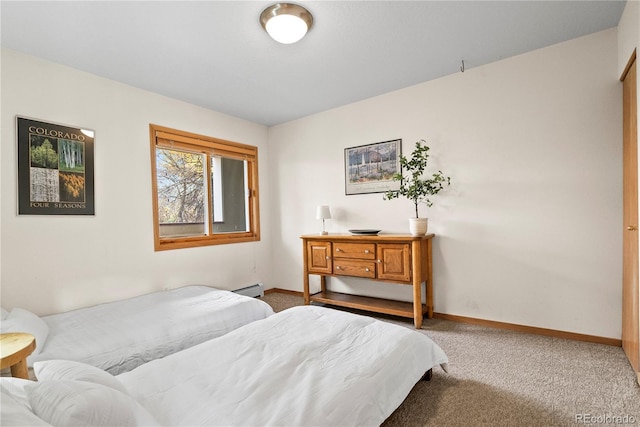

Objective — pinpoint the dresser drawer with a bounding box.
[334,260,376,278]
[333,243,376,260]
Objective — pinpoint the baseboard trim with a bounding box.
[265,288,303,297]
[433,312,622,347]
[265,289,621,347]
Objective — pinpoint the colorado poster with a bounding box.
[17,116,95,215]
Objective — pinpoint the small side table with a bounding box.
[0,333,36,379]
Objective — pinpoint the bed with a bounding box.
[0,285,274,375]
[0,305,448,427]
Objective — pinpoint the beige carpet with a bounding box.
[261,292,640,427]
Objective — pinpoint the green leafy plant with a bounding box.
[383,140,451,218]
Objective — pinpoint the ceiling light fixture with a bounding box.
[260,3,313,44]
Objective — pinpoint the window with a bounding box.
[150,124,260,250]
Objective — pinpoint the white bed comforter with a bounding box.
[118,305,448,427]
[30,286,274,375]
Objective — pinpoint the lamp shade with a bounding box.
[316,205,331,220]
[260,3,313,44]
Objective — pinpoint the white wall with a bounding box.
[269,29,622,339]
[1,48,272,316]
[0,28,624,339]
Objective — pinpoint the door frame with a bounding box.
[621,49,640,384]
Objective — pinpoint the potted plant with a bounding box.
[383,140,451,235]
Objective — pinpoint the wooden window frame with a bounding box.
[150,124,260,251]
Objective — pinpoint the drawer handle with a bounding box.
[336,248,341,252]
[365,268,370,272]
[377,259,382,263]
[364,249,370,254]
[336,266,341,270]
[326,256,331,260]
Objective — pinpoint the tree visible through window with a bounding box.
[156,148,205,235]
[150,125,260,250]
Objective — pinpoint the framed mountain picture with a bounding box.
[344,138,401,195]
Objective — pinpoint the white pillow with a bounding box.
[0,384,50,426]
[26,380,159,427]
[1,308,49,355]
[1,306,9,320]
[34,360,129,395]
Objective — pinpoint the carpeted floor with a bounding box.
[261,292,640,427]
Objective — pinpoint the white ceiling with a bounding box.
[1,1,626,126]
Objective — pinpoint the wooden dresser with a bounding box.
[301,233,434,328]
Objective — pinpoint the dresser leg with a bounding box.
[412,283,423,329]
[426,238,433,319]
[412,240,423,329]
[414,310,423,328]
[303,274,310,305]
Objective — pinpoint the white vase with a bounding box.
[409,218,428,236]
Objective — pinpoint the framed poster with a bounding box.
[344,139,401,195]
[17,116,95,215]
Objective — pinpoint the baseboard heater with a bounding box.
[233,283,264,298]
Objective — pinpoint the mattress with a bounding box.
[118,305,448,426]
[29,286,274,374]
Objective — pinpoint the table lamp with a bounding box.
[316,205,331,235]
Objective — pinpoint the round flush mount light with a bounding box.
[260,3,313,44]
